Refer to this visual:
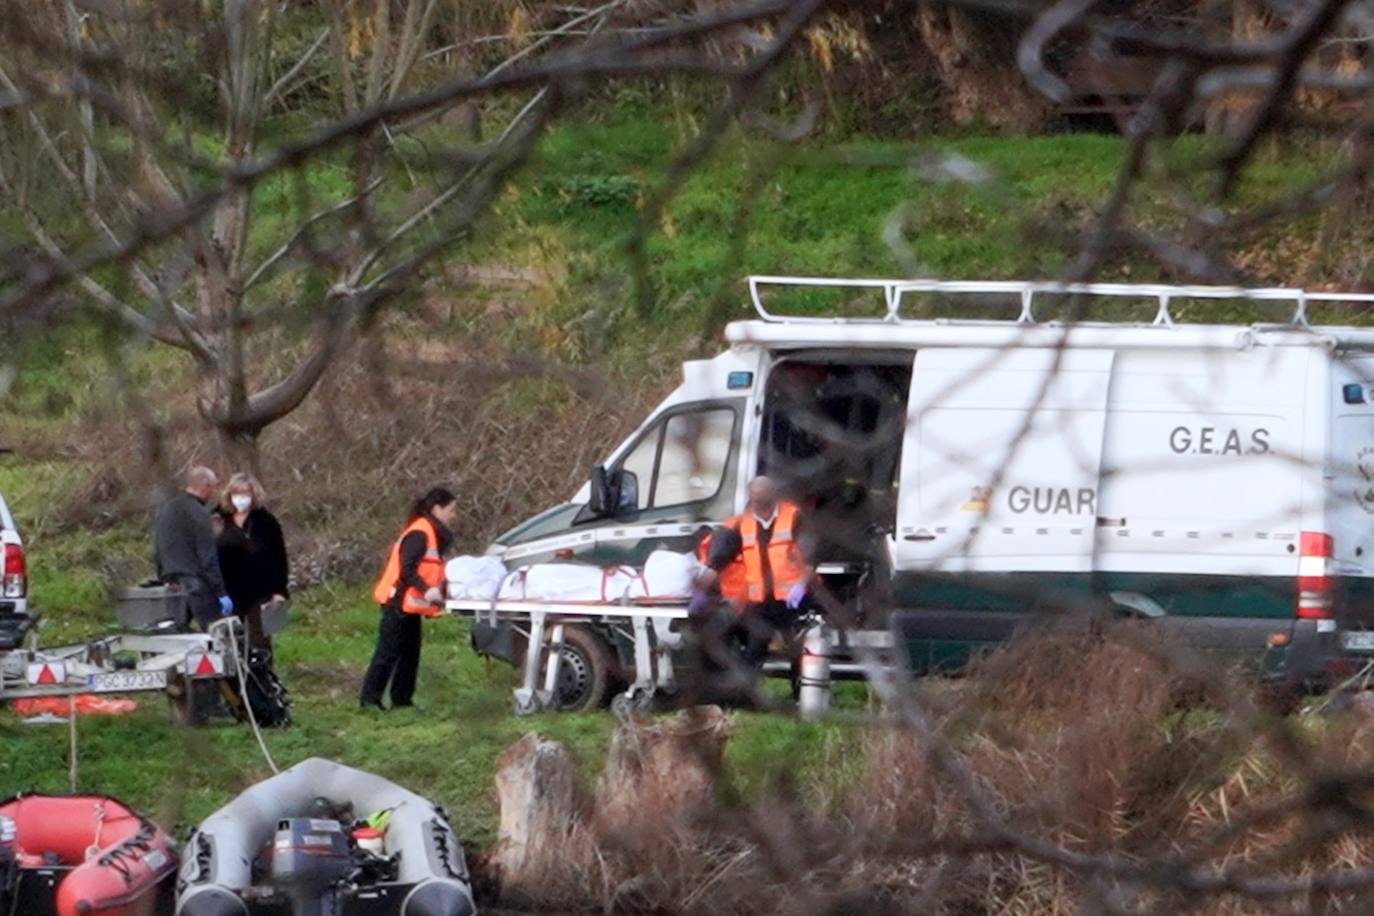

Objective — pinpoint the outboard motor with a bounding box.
[0,836,14,916]
[270,818,352,916]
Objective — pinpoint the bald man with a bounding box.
[698,475,815,666]
[154,466,232,629]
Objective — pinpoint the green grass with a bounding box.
[510,125,1131,313]
[0,572,874,849]
[459,120,1353,351]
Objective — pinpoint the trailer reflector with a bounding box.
[187,653,224,677]
[25,662,65,686]
[1297,531,1334,619]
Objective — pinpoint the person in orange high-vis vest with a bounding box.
[359,487,458,710]
[694,476,814,667]
[694,530,749,609]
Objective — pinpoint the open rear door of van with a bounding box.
[1329,354,1374,638]
[891,347,1115,665]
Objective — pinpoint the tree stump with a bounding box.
[594,705,731,838]
[492,733,587,901]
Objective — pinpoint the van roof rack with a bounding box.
[746,275,1374,327]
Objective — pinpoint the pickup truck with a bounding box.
[0,490,28,627]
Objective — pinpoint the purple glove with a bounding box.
[785,583,807,610]
[687,589,711,617]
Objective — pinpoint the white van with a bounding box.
[481,277,1374,693]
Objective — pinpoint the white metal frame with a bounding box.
[447,597,903,715]
[746,275,1374,327]
[0,618,238,701]
[448,599,685,715]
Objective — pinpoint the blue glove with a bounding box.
[687,589,711,618]
[785,583,807,610]
[218,595,234,616]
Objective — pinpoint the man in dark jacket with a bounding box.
[154,466,231,629]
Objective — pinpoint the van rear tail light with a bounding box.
[2,544,25,599]
[1297,531,1334,619]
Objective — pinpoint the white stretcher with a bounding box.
[445,597,687,716]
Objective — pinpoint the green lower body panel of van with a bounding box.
[888,571,1352,688]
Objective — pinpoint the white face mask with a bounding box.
[231,495,253,513]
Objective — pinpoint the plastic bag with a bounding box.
[499,563,639,602]
[637,550,700,599]
[445,555,508,600]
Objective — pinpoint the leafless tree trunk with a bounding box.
[916,1,1053,131]
[1,0,823,465]
[1205,0,1274,134]
[593,705,730,836]
[492,733,595,904]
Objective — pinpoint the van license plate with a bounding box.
[86,671,168,692]
[1342,632,1374,652]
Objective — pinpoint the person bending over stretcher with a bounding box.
[691,475,815,668]
[360,487,458,711]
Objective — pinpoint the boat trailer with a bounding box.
[0,615,238,706]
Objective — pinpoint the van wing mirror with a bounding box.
[589,464,614,516]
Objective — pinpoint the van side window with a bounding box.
[609,404,738,515]
[618,426,660,511]
[655,409,734,507]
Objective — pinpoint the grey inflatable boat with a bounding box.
[176,757,475,916]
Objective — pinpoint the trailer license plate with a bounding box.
[1343,631,1374,652]
[86,671,168,693]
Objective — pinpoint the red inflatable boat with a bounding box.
[0,794,176,916]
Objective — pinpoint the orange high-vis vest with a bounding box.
[372,516,445,616]
[732,502,806,603]
[696,531,750,610]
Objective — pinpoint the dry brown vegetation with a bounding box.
[13,311,674,580]
[481,626,1374,914]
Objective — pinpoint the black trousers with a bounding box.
[688,599,800,669]
[732,599,801,666]
[171,575,219,631]
[681,599,803,707]
[359,606,423,707]
[234,600,273,653]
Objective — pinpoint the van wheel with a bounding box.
[554,626,614,712]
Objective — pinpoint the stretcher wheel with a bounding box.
[610,690,656,719]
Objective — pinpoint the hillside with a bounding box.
[3,120,1374,908]
[4,121,1355,619]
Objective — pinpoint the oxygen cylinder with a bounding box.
[798,623,832,718]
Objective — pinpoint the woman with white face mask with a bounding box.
[215,472,290,651]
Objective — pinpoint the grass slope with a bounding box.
[0,585,868,848]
